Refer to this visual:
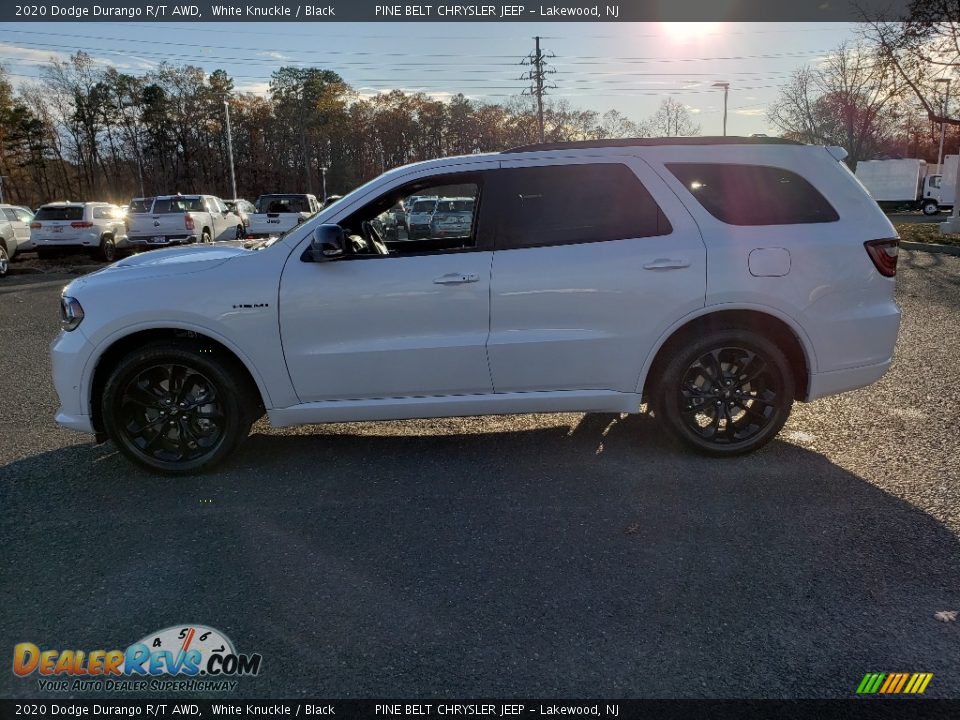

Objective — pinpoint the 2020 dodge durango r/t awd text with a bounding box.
[51,138,901,474]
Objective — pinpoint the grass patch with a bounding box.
[895,222,960,247]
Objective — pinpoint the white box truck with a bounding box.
[854,158,946,215]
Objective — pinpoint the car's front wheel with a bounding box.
[922,200,940,216]
[101,340,257,475]
[0,244,9,277]
[653,328,795,456]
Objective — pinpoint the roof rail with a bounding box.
[501,136,803,153]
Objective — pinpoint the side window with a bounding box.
[2,208,17,221]
[666,163,840,225]
[92,206,110,220]
[489,163,671,250]
[14,209,33,223]
[340,173,485,257]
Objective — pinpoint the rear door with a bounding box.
[487,156,706,394]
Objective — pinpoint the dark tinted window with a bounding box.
[255,195,311,213]
[491,163,671,249]
[153,197,204,213]
[667,163,839,225]
[35,206,84,221]
[128,198,153,213]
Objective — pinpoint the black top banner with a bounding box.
[0,0,929,23]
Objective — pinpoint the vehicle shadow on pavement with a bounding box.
[1,413,958,699]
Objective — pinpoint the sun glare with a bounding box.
[661,23,721,42]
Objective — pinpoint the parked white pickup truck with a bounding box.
[247,194,320,239]
[126,194,243,247]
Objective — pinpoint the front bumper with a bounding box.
[50,328,96,434]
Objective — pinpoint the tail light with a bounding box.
[30,222,41,229]
[184,214,195,231]
[864,238,899,277]
[70,221,94,229]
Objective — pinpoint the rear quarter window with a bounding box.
[666,163,839,226]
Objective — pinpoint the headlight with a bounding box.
[60,295,84,331]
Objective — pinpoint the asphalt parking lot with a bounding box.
[1,250,958,699]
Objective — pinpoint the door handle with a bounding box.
[434,273,479,285]
[643,258,690,270]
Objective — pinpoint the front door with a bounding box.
[279,169,496,403]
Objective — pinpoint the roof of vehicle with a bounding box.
[502,136,803,153]
[38,201,111,207]
[154,194,202,199]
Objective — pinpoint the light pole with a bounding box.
[319,166,327,205]
[223,100,237,201]
[713,82,730,136]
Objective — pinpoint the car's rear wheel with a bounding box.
[97,235,116,262]
[654,328,794,456]
[201,228,212,244]
[101,340,256,475]
[0,244,9,277]
[235,225,245,240]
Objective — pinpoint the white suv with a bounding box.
[0,204,34,277]
[50,138,901,474]
[32,202,127,261]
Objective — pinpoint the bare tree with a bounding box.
[768,42,903,166]
[647,98,701,137]
[860,2,960,127]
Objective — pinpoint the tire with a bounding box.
[653,328,795,456]
[235,225,245,240]
[100,339,256,475]
[201,228,212,244]
[98,235,117,262]
[922,200,940,216]
[0,244,8,278]
[36,248,54,261]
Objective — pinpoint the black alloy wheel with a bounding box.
[655,329,794,456]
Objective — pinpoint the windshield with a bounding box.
[256,195,311,213]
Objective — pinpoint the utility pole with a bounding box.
[712,82,730,136]
[223,100,237,200]
[520,36,556,144]
[935,78,951,173]
[0,175,6,204]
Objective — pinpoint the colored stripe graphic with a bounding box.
[857,672,932,695]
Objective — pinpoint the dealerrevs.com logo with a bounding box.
[13,625,262,693]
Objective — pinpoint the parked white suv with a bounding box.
[51,138,901,474]
[0,204,34,277]
[32,202,127,261]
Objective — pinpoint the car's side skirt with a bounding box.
[268,390,642,427]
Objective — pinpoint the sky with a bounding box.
[0,22,861,135]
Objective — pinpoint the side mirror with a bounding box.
[310,224,345,262]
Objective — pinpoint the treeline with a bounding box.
[0,53,674,208]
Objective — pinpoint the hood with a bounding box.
[65,243,251,294]
[113,242,250,270]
